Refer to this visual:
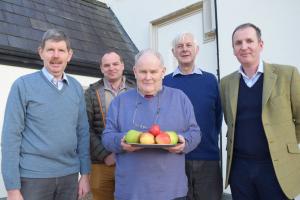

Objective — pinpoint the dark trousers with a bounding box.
[21,173,78,200]
[186,160,223,200]
[230,157,290,200]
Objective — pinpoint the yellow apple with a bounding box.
[139,132,155,144]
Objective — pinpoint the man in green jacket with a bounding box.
[220,23,300,200]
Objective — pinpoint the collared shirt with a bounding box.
[238,61,264,88]
[42,67,68,90]
[103,76,127,112]
[172,66,203,77]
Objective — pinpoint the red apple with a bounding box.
[148,124,161,136]
[155,132,171,144]
[139,132,155,144]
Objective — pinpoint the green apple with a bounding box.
[166,131,179,145]
[125,129,141,143]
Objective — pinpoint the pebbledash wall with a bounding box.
[104,0,300,197]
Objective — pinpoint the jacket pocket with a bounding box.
[287,143,300,154]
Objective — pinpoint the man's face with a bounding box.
[100,52,124,82]
[233,27,264,68]
[133,53,166,95]
[172,34,199,67]
[38,39,73,79]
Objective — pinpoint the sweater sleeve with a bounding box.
[102,97,126,153]
[180,92,202,154]
[76,87,91,175]
[1,79,26,190]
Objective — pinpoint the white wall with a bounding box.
[0,65,98,197]
[105,0,200,50]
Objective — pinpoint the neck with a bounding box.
[242,65,259,78]
[179,64,194,75]
[107,77,123,91]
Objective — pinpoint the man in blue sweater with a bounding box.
[1,29,90,200]
[164,32,223,200]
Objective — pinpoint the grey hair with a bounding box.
[172,32,198,49]
[134,49,164,67]
[40,29,71,50]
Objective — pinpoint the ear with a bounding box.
[67,49,73,62]
[38,47,43,60]
[161,66,166,78]
[133,66,138,79]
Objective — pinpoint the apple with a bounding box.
[155,132,171,144]
[166,131,179,145]
[125,129,141,143]
[139,132,155,144]
[148,124,161,136]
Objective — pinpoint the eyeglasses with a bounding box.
[132,93,160,131]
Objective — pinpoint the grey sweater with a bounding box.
[1,71,90,190]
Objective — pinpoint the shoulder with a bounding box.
[164,73,173,80]
[13,71,41,86]
[221,71,238,84]
[163,86,188,99]
[265,62,298,75]
[85,79,103,94]
[125,77,136,88]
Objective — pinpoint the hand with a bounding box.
[121,137,143,152]
[77,174,90,199]
[7,189,24,200]
[164,135,185,154]
[104,153,115,166]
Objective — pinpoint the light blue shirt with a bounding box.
[172,66,203,77]
[238,61,264,88]
[42,67,68,90]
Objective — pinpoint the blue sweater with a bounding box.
[102,86,201,200]
[1,71,90,190]
[234,75,271,160]
[163,72,222,160]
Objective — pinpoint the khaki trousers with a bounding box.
[90,163,115,200]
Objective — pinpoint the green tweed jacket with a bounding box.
[220,62,300,199]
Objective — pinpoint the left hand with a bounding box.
[78,174,90,199]
[164,135,185,154]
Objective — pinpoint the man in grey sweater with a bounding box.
[1,29,90,200]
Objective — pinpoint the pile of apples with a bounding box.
[125,124,179,145]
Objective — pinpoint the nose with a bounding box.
[241,41,248,50]
[53,50,60,57]
[145,72,151,80]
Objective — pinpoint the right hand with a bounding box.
[7,189,24,200]
[104,153,116,166]
[121,137,143,152]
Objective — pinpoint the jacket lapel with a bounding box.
[262,63,277,107]
[229,72,241,121]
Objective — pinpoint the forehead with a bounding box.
[102,52,121,63]
[176,34,194,44]
[136,54,161,69]
[233,27,257,41]
[43,39,68,48]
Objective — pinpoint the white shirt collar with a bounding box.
[172,66,202,77]
[42,67,68,84]
[238,60,264,79]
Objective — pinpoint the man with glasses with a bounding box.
[84,50,135,200]
[102,49,201,200]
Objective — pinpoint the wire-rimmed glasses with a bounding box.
[132,94,160,131]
